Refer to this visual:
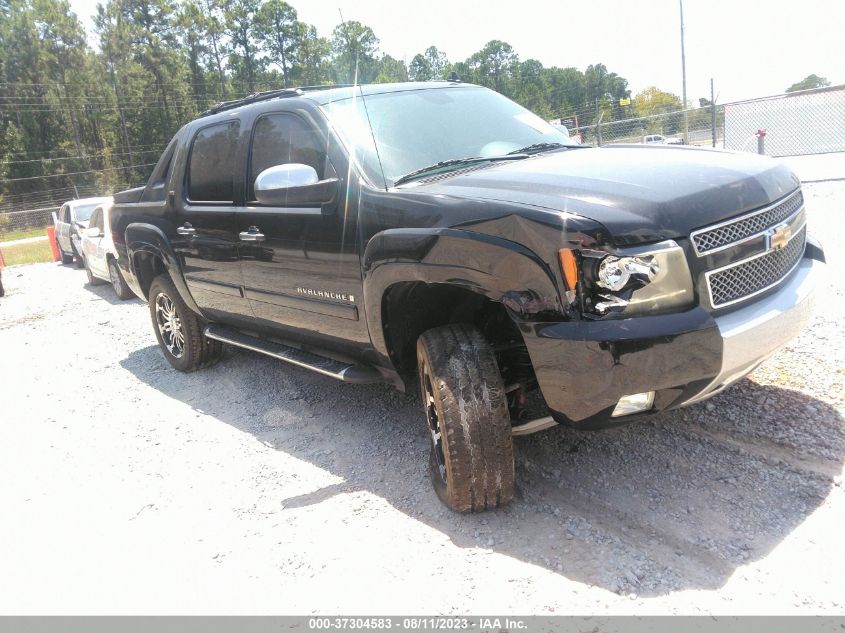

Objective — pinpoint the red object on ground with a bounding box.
[46,226,60,262]
[0,249,5,268]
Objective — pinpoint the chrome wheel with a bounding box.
[421,364,447,485]
[154,292,185,358]
[109,261,122,295]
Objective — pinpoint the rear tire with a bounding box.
[148,274,222,372]
[417,324,515,512]
[108,258,133,300]
[83,257,104,285]
[58,243,74,265]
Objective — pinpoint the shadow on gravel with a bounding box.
[121,344,844,597]
[82,280,142,306]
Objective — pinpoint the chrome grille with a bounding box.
[691,190,804,255]
[707,225,806,308]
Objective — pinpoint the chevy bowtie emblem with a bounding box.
[769,224,791,250]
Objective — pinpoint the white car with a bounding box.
[53,196,112,266]
[643,134,683,145]
[79,201,133,299]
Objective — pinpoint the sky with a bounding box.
[67,0,844,104]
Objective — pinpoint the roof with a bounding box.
[66,196,112,208]
[301,81,475,104]
[198,81,477,118]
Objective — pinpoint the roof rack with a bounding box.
[199,84,357,117]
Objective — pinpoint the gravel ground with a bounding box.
[1,182,843,615]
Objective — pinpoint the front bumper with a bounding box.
[518,251,822,428]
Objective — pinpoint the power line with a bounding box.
[0,163,156,184]
[1,143,165,159]
[0,148,162,166]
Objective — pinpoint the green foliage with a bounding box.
[256,0,300,87]
[409,46,448,81]
[330,20,379,84]
[0,0,644,210]
[374,55,408,84]
[0,238,54,265]
[786,74,831,93]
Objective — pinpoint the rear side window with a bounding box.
[248,114,326,200]
[89,208,103,232]
[188,121,240,202]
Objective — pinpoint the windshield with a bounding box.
[322,86,578,187]
[71,203,98,222]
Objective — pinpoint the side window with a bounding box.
[187,121,240,203]
[248,113,327,201]
[93,208,105,233]
[88,208,100,231]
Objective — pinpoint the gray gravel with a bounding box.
[1,182,843,615]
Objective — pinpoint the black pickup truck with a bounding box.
[111,81,824,512]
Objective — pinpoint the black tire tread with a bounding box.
[418,323,514,512]
[109,258,134,300]
[148,274,222,372]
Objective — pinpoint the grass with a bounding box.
[0,225,50,243]
[0,238,54,266]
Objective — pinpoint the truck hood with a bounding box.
[422,145,800,245]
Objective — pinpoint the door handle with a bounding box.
[239,226,266,242]
[176,223,196,236]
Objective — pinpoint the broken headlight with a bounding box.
[561,240,694,317]
[593,255,660,292]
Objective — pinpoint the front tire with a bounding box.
[71,241,84,268]
[417,324,515,512]
[148,274,222,372]
[108,258,133,300]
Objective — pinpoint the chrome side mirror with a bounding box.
[254,163,338,208]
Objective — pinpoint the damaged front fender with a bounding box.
[362,227,564,364]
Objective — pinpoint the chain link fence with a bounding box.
[2,85,844,245]
[569,84,845,160]
[0,182,133,241]
[572,106,723,148]
[724,85,845,156]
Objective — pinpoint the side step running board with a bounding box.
[511,416,558,436]
[204,324,383,384]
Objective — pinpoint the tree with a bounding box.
[196,0,229,98]
[225,0,263,93]
[409,46,449,81]
[330,20,379,84]
[374,54,407,83]
[786,74,830,93]
[633,86,683,117]
[295,24,330,85]
[466,40,518,94]
[257,0,300,87]
[408,54,431,81]
[176,1,210,110]
[513,59,551,118]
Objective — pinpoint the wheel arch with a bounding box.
[363,228,563,386]
[125,223,201,314]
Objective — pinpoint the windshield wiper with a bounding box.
[507,142,570,155]
[393,154,528,186]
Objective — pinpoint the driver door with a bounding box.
[236,110,369,347]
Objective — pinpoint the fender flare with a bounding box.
[362,227,563,362]
[125,222,201,315]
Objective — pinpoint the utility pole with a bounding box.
[710,78,717,147]
[680,0,689,144]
